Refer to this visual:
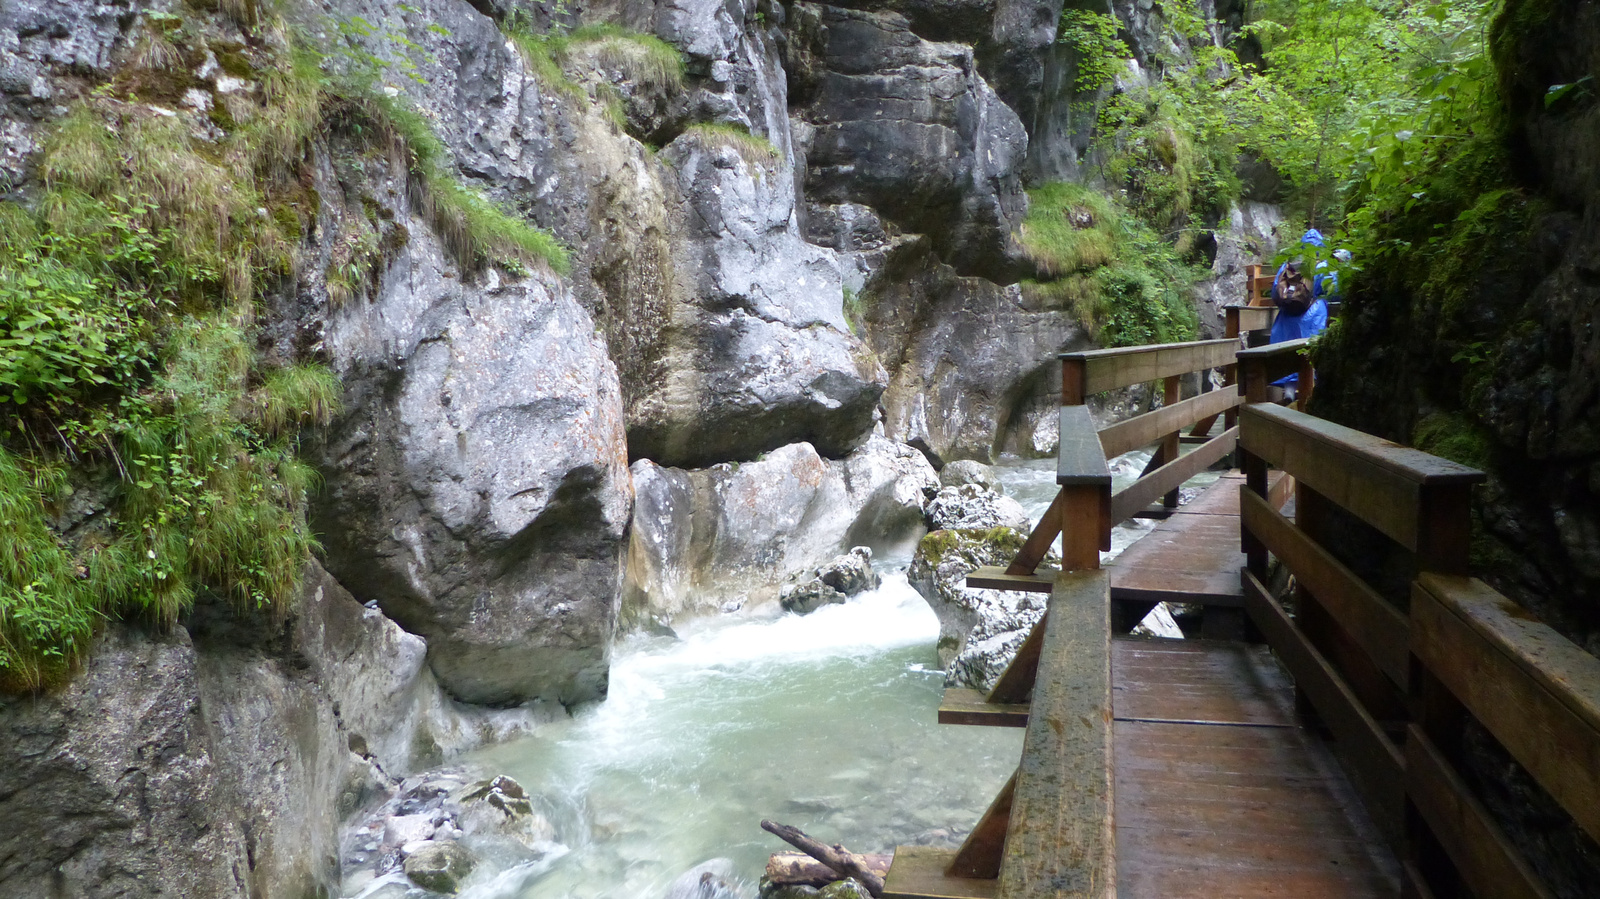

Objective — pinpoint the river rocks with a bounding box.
[343,769,562,894]
[781,547,882,613]
[925,484,1032,531]
[909,528,1057,689]
[666,858,743,899]
[404,841,476,893]
[624,436,937,625]
[940,459,1002,491]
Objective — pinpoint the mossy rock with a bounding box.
[917,527,1028,569]
[404,841,476,894]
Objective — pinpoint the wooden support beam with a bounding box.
[986,614,1046,705]
[1096,389,1239,458]
[884,847,999,899]
[1239,403,1484,555]
[1006,490,1064,577]
[1405,726,1554,899]
[1161,375,1181,508]
[939,688,1029,727]
[966,567,1055,594]
[998,571,1115,899]
[1107,427,1238,525]
[1062,339,1239,395]
[946,770,1018,879]
[1239,488,1410,690]
[1411,575,1600,843]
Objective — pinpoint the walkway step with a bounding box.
[883,846,997,899]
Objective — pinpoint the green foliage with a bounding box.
[0,448,103,691]
[1019,183,1201,347]
[254,364,342,438]
[1057,9,1130,93]
[502,16,685,102]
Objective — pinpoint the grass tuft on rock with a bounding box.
[1020,182,1200,347]
[684,122,780,167]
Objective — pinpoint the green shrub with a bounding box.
[683,122,779,166]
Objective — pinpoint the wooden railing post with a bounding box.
[1062,355,1087,407]
[1161,375,1181,508]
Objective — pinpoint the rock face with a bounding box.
[908,528,1056,689]
[0,562,535,899]
[314,233,632,706]
[624,436,937,624]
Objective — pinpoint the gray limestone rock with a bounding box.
[781,546,882,614]
[624,436,937,624]
[925,484,1031,531]
[312,192,632,707]
[405,840,477,893]
[939,459,1002,491]
[787,3,1029,281]
[908,528,1058,688]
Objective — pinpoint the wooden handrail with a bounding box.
[1239,403,1483,568]
[1236,338,1313,406]
[1060,338,1238,396]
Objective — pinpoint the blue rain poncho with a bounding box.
[1271,228,1332,344]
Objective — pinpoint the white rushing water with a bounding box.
[405,450,1207,899]
[457,571,1021,899]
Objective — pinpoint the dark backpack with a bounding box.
[1276,264,1313,316]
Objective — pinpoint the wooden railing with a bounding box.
[1238,402,1600,898]
[1061,338,1242,524]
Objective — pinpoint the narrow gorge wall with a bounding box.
[0,0,1247,893]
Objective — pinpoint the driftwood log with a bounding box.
[766,852,892,887]
[759,820,887,897]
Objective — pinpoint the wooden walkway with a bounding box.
[880,335,1600,899]
[1114,637,1399,897]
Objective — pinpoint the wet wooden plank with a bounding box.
[1240,488,1410,690]
[1411,575,1600,843]
[1109,480,1247,605]
[1239,404,1484,553]
[1115,716,1400,898]
[939,687,1029,727]
[1057,405,1112,487]
[1112,639,1296,727]
[1242,569,1405,841]
[1405,725,1553,899]
[885,847,999,899]
[999,570,1114,899]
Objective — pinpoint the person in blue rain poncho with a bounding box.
[1269,228,1348,395]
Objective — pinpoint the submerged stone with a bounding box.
[403,840,476,893]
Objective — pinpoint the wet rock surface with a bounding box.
[781,546,882,614]
[624,436,937,624]
[925,483,1032,531]
[908,528,1058,689]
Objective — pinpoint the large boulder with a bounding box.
[908,528,1057,690]
[631,128,887,466]
[312,172,633,706]
[624,436,937,624]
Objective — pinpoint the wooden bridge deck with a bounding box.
[1114,638,1399,897]
[1113,474,1398,896]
